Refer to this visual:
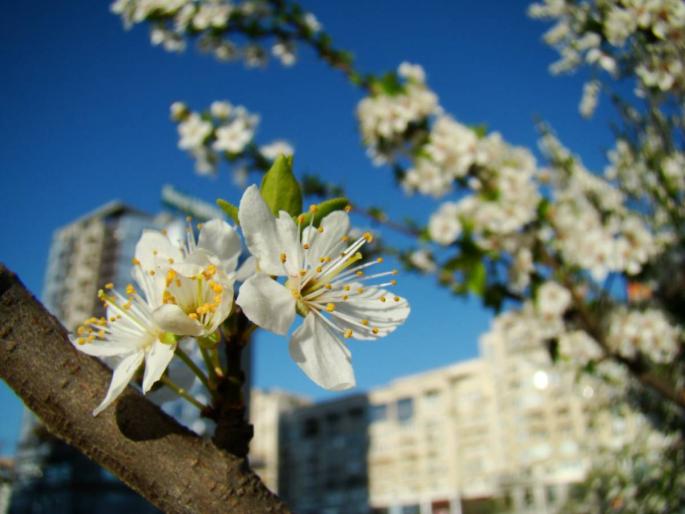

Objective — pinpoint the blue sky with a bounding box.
[0,1,615,455]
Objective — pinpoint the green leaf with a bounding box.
[466,261,487,296]
[216,199,239,225]
[298,197,349,227]
[260,155,302,217]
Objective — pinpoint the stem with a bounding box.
[160,376,207,411]
[175,346,212,393]
[211,313,254,458]
[199,344,219,384]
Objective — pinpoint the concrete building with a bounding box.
[249,389,311,493]
[261,329,644,514]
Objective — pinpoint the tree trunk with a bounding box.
[0,263,292,514]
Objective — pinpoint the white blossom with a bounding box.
[607,308,681,363]
[236,186,410,390]
[428,202,461,245]
[178,113,212,151]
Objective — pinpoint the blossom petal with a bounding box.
[236,273,295,335]
[276,211,304,276]
[289,313,355,391]
[197,219,241,273]
[152,304,205,337]
[135,230,183,270]
[71,338,136,357]
[238,185,285,276]
[235,256,256,282]
[142,341,176,393]
[303,210,350,267]
[93,351,144,416]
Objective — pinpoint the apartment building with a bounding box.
[263,329,643,514]
[250,389,311,493]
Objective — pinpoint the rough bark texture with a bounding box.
[0,264,292,514]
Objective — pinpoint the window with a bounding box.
[401,505,420,514]
[397,398,414,425]
[302,418,319,438]
[370,403,388,423]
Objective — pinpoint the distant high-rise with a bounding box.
[11,193,233,514]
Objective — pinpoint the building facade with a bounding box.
[263,330,644,514]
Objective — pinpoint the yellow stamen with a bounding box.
[361,319,369,326]
[309,204,318,213]
[318,226,324,233]
[372,327,379,335]
[166,269,177,286]
[168,257,175,264]
[325,303,335,312]
[362,232,374,243]
[343,295,349,301]
[344,329,353,338]
[391,279,397,286]
[356,271,364,276]
[189,313,198,320]
[344,205,352,213]
[379,296,386,302]
[376,257,383,263]
[202,264,217,279]
[394,296,400,302]
[131,258,141,266]
[125,283,136,295]
[104,282,114,289]
[303,243,310,250]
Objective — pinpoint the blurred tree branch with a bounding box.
[0,263,291,514]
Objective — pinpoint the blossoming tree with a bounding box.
[1,0,684,512]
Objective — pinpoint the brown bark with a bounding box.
[0,263,292,514]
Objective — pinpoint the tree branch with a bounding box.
[0,263,292,514]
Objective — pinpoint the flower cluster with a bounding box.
[356,62,439,165]
[607,308,681,363]
[426,131,540,247]
[73,184,409,413]
[542,133,664,281]
[73,219,242,414]
[529,0,685,115]
[172,100,293,180]
[111,0,323,68]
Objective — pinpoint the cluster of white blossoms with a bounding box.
[605,136,685,224]
[607,308,681,363]
[73,185,409,413]
[72,219,243,415]
[427,131,540,248]
[481,281,574,353]
[540,133,663,281]
[529,0,685,114]
[403,116,479,197]
[357,62,439,165]
[111,0,322,67]
[172,100,292,177]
